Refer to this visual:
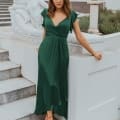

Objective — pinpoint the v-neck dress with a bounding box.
[34,8,78,119]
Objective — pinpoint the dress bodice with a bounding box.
[41,8,78,39]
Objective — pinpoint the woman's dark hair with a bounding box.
[48,0,72,18]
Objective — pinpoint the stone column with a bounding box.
[87,0,104,34]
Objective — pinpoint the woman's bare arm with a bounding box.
[42,27,46,40]
[73,19,102,60]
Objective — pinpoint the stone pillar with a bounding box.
[87,0,104,34]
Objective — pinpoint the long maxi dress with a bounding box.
[34,8,78,120]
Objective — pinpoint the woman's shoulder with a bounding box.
[41,8,48,17]
[70,9,78,18]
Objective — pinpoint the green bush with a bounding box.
[78,8,120,34]
[79,16,89,32]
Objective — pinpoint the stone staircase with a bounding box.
[0,48,41,120]
[0,0,13,26]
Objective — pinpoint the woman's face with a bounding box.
[52,0,64,9]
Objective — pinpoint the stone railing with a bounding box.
[68,32,120,120]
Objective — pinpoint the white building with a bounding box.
[67,0,120,10]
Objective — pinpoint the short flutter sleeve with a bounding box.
[70,10,78,33]
[41,8,46,27]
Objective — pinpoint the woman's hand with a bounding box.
[93,51,102,60]
[72,20,102,61]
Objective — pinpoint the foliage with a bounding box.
[78,8,120,34]
[78,16,89,32]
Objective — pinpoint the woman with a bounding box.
[34,0,102,120]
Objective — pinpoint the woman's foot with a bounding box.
[45,111,53,120]
[44,114,48,120]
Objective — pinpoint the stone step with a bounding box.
[0,17,10,22]
[0,61,21,81]
[0,3,12,5]
[0,4,11,8]
[0,2,12,4]
[0,1,12,2]
[17,114,44,120]
[0,14,10,17]
[0,0,12,1]
[0,96,36,120]
[0,11,9,14]
[0,77,36,105]
[0,48,9,61]
[18,113,60,120]
[0,0,12,2]
[0,8,9,11]
[0,21,11,26]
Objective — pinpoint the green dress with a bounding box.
[34,8,78,119]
